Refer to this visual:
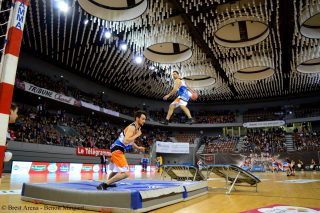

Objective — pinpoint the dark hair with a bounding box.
[173,70,179,75]
[11,102,18,111]
[134,110,147,119]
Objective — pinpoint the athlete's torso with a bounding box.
[177,79,191,101]
[111,122,138,152]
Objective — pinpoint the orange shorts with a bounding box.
[109,150,129,172]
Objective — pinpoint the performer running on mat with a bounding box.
[161,70,195,125]
[97,110,146,190]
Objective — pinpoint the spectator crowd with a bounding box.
[7,104,171,154]
[294,131,320,151]
[242,128,287,154]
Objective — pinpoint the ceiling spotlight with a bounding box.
[120,43,127,51]
[135,56,143,64]
[104,31,112,39]
[58,1,69,13]
[60,75,64,78]
[84,19,89,25]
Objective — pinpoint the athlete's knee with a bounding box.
[120,172,129,178]
[180,105,189,111]
[123,172,129,178]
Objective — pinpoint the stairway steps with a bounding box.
[285,134,296,152]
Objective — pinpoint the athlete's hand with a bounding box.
[138,146,145,152]
[163,94,170,100]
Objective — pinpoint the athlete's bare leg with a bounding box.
[180,105,192,119]
[97,172,129,190]
[108,172,117,180]
[166,104,176,120]
[106,172,129,185]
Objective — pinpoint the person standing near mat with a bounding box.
[100,154,108,173]
[1,103,18,178]
[156,156,163,173]
[141,154,149,172]
[97,110,146,190]
[161,70,196,125]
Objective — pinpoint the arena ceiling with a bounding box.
[16,0,320,102]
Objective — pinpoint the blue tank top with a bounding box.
[177,79,192,101]
[110,122,137,151]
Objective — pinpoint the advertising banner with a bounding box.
[15,80,120,117]
[156,141,189,154]
[11,161,156,175]
[15,80,80,106]
[76,147,111,157]
[243,120,286,128]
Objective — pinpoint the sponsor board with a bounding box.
[11,161,156,175]
[156,141,189,154]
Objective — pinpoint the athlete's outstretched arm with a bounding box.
[185,82,195,93]
[132,142,145,152]
[123,126,142,145]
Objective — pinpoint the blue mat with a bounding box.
[21,179,208,212]
[26,180,202,193]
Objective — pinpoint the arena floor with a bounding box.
[0,171,319,213]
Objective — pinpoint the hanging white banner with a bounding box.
[156,141,189,154]
[15,80,119,117]
[243,120,286,128]
[16,80,79,106]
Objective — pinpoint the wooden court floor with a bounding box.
[0,171,319,213]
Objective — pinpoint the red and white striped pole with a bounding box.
[0,0,28,178]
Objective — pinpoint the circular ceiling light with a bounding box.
[78,0,148,22]
[144,42,192,64]
[214,17,269,48]
[224,55,275,81]
[297,58,320,74]
[234,66,275,81]
[297,47,320,73]
[299,3,320,39]
[183,75,216,89]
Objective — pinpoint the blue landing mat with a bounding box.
[21,180,208,212]
[29,180,201,192]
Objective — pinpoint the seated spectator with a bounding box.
[294,131,320,151]
[203,136,236,153]
[241,128,286,154]
[175,133,198,144]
